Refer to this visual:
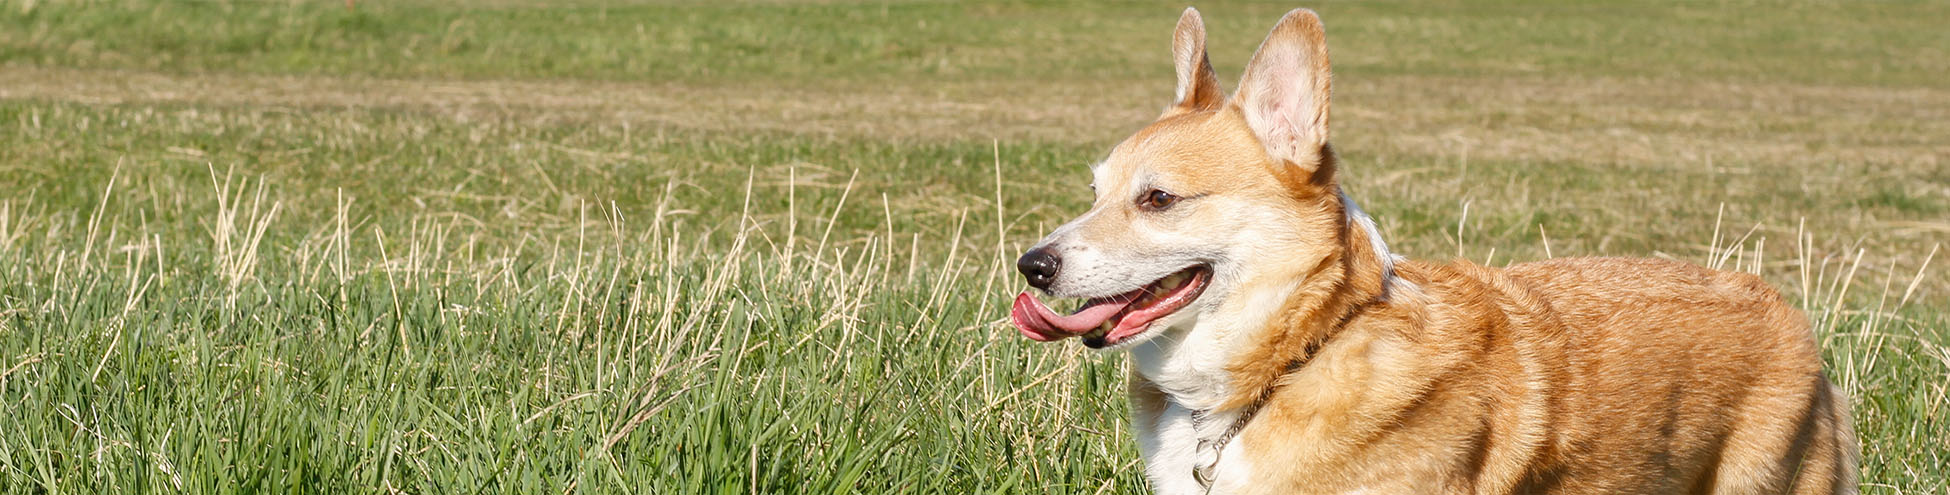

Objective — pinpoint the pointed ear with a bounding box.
[1231,8,1332,173]
[1166,7,1224,115]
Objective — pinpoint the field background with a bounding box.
[1,0,1945,492]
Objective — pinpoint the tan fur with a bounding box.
[1082,8,1857,494]
[1200,257,1859,494]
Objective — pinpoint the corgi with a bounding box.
[1008,7,1857,494]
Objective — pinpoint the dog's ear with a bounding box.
[1231,8,1332,176]
[1165,7,1224,115]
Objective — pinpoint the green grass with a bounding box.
[0,101,1146,492]
[7,0,1949,87]
[2,0,1946,493]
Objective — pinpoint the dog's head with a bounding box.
[1010,8,1364,363]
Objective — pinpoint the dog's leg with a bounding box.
[1784,380,1858,495]
[1132,373,1206,494]
[1707,374,1857,495]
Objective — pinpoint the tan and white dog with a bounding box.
[1008,7,1857,494]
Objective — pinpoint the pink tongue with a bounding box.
[1008,291,1138,341]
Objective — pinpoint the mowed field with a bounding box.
[1,0,1946,492]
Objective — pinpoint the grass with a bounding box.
[1,0,1945,493]
[7,0,1950,87]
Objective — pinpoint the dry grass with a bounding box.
[1,0,1945,492]
[10,65,1941,299]
[9,66,1947,169]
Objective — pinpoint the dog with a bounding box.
[1007,7,1858,494]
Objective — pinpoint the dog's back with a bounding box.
[1503,257,1858,493]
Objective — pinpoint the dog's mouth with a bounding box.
[1009,265,1212,348]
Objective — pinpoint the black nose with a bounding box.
[1017,247,1061,290]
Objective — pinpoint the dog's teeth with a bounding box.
[1085,322,1112,340]
[1160,272,1188,290]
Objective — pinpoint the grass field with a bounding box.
[1,0,1945,492]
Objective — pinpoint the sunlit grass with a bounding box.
[1,100,1943,492]
[1,0,1945,492]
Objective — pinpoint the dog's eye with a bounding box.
[1140,189,1180,211]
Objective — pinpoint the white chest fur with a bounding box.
[1125,194,1398,493]
[1135,400,1254,494]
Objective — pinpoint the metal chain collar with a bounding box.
[1185,294,1369,492]
[1188,380,1278,493]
